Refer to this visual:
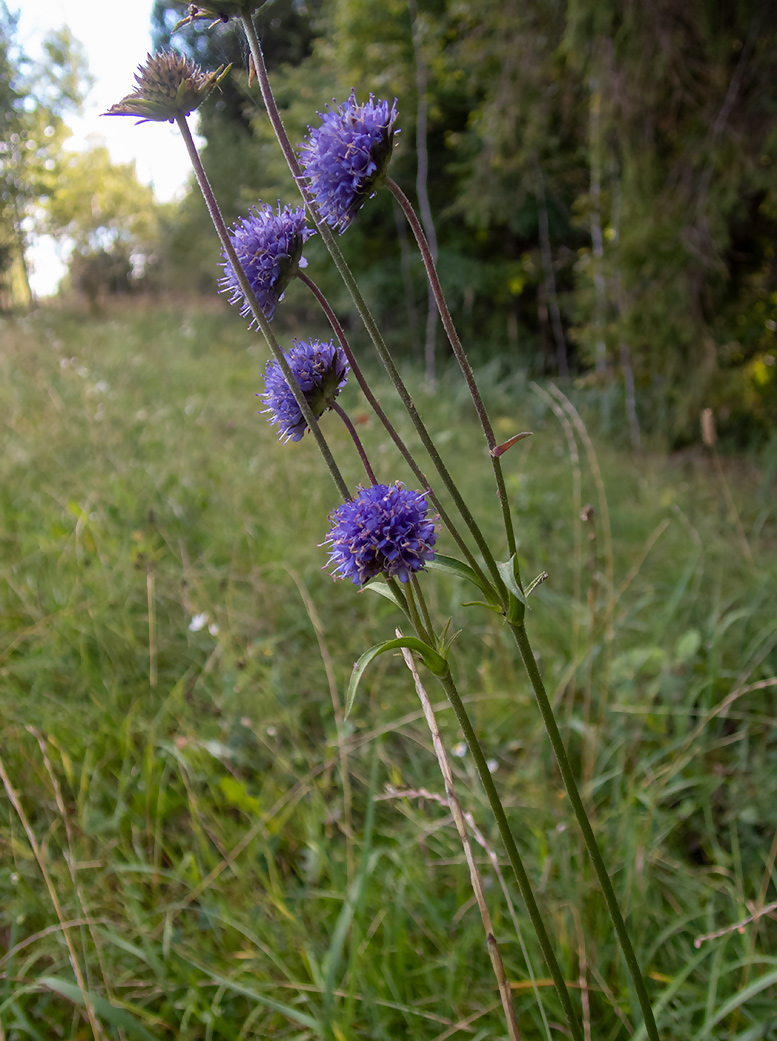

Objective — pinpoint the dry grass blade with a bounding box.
[0,753,108,1041]
[28,727,118,1031]
[694,901,777,948]
[396,630,521,1041]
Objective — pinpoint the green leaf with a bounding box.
[171,954,322,1032]
[346,637,449,718]
[36,977,159,1041]
[426,554,501,606]
[360,579,409,616]
[461,600,505,615]
[496,555,527,605]
[692,966,777,1039]
[220,774,262,815]
[497,555,530,623]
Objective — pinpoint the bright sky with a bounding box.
[16,0,198,295]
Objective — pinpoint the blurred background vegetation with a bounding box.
[2,0,776,448]
[1,2,777,1037]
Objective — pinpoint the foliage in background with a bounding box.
[44,146,162,303]
[145,0,777,446]
[0,3,168,306]
[0,2,89,307]
[0,303,775,1037]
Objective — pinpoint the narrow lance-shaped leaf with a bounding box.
[346,637,448,718]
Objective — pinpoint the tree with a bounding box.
[145,0,777,442]
[0,3,90,307]
[43,146,160,301]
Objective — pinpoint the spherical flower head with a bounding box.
[220,203,314,322]
[260,338,349,443]
[102,52,228,123]
[299,91,398,232]
[324,483,437,586]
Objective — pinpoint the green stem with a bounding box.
[404,580,432,645]
[386,176,516,558]
[386,577,411,620]
[175,114,350,503]
[331,401,377,484]
[436,667,584,1041]
[238,14,509,609]
[510,620,659,1041]
[410,574,434,639]
[299,271,491,592]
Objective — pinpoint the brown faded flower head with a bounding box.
[102,51,229,124]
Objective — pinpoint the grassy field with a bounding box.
[0,299,775,1040]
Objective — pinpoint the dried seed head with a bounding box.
[102,51,229,124]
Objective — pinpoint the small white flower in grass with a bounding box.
[487,758,499,774]
[451,742,467,758]
[189,612,208,632]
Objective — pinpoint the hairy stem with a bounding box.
[239,14,509,607]
[510,620,659,1041]
[405,579,432,645]
[386,176,517,560]
[435,668,584,1041]
[175,114,350,502]
[299,271,491,591]
[410,573,434,639]
[331,401,377,484]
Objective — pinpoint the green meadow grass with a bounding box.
[0,299,775,1040]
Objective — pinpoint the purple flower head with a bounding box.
[260,338,349,443]
[299,92,398,232]
[324,483,437,586]
[220,202,314,322]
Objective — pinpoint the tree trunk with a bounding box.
[589,75,607,373]
[533,156,568,378]
[409,0,439,387]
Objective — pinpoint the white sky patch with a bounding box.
[16,0,200,295]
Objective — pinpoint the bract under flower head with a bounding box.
[324,483,437,586]
[299,91,398,232]
[102,52,228,123]
[220,203,314,322]
[260,339,349,443]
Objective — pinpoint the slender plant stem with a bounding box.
[299,271,491,591]
[386,176,517,559]
[331,401,377,484]
[410,573,434,639]
[174,114,350,503]
[386,577,411,620]
[509,620,659,1041]
[435,668,584,1041]
[404,580,432,645]
[232,20,645,1039]
[238,15,509,607]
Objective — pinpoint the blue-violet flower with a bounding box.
[260,338,349,442]
[299,92,398,232]
[220,203,314,321]
[324,483,437,585]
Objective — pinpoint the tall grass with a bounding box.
[0,300,775,1039]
